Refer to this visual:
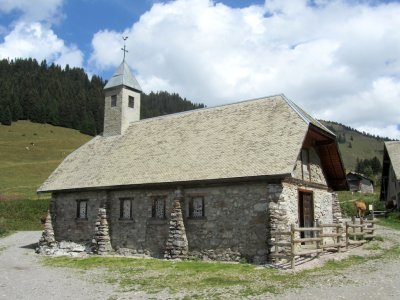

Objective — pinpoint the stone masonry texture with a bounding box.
[164,188,189,259]
[49,148,336,263]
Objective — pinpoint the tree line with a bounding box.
[323,120,395,142]
[355,156,382,178]
[0,58,205,135]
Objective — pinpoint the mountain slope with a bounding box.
[0,121,91,200]
[320,121,385,172]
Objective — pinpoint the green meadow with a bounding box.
[0,121,90,235]
[0,120,90,200]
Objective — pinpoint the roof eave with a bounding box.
[37,173,291,194]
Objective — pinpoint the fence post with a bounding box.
[345,221,349,250]
[352,216,356,242]
[290,223,295,269]
[337,224,341,253]
[315,219,321,258]
[360,217,364,240]
[274,231,278,260]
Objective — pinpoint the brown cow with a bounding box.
[354,199,367,219]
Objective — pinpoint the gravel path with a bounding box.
[267,224,400,300]
[0,231,115,300]
[1,226,400,300]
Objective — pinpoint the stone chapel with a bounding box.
[38,60,348,263]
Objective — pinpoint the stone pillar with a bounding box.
[266,183,290,257]
[331,192,343,224]
[38,210,56,248]
[92,206,112,255]
[164,188,188,259]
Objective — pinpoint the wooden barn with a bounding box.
[380,141,400,210]
[346,172,374,193]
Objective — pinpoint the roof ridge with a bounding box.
[128,94,284,126]
[281,95,335,136]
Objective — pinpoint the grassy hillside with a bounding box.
[320,121,385,172]
[0,120,91,200]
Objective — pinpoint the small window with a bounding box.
[189,196,204,218]
[152,197,166,219]
[76,200,88,219]
[128,96,134,108]
[111,95,117,107]
[301,148,310,181]
[120,198,133,219]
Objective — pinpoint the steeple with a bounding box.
[103,61,142,92]
[103,38,142,137]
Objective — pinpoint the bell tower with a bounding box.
[103,38,142,137]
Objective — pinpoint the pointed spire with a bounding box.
[104,61,142,92]
[104,36,142,92]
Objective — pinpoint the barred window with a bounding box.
[111,95,117,107]
[76,200,88,219]
[189,196,204,218]
[120,198,133,220]
[152,197,166,219]
[128,96,134,108]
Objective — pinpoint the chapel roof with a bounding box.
[103,61,142,92]
[38,94,346,192]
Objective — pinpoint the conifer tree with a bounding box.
[1,106,12,125]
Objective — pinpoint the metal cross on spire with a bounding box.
[121,36,128,61]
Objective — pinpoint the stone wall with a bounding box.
[51,179,336,263]
[292,147,327,185]
[103,87,141,137]
[51,182,269,263]
[266,181,336,252]
[51,191,107,242]
[183,183,268,263]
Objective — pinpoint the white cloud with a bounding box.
[0,0,83,67]
[0,22,83,67]
[0,0,64,23]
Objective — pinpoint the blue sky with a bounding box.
[0,0,399,139]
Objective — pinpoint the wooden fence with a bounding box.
[270,218,375,269]
[345,217,376,248]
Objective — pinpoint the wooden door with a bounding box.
[299,192,314,239]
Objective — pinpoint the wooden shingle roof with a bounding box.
[38,94,344,192]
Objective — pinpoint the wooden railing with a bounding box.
[345,217,376,248]
[270,218,375,269]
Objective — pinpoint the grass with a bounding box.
[43,256,302,298]
[44,234,400,299]
[43,235,400,300]
[0,121,89,236]
[378,212,400,230]
[0,120,90,200]
[41,214,400,299]
[337,189,384,217]
[0,198,50,236]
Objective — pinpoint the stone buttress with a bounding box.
[92,206,112,255]
[164,188,189,259]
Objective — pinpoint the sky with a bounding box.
[0,0,399,139]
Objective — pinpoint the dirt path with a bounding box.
[1,226,400,299]
[267,224,400,300]
[0,231,116,300]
